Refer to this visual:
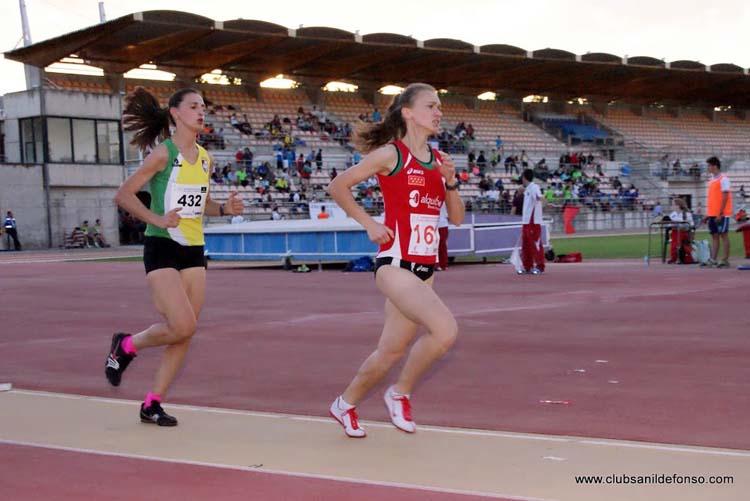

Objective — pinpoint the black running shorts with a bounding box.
[374,257,435,282]
[143,236,206,274]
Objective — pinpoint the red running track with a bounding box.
[1,260,748,450]
[0,443,500,501]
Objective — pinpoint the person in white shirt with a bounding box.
[271,205,284,221]
[520,169,545,274]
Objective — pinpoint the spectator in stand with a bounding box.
[520,150,529,168]
[570,152,579,167]
[317,205,330,220]
[490,149,499,169]
[459,169,470,183]
[243,148,254,169]
[271,205,284,221]
[215,128,225,149]
[494,177,504,193]
[467,150,476,169]
[476,151,487,174]
[275,177,289,193]
[239,115,252,135]
[257,162,269,179]
[466,123,475,140]
[544,186,556,203]
[534,158,549,181]
[236,168,248,187]
[504,155,517,174]
[372,107,381,123]
[511,187,524,215]
[226,167,237,186]
[330,167,338,181]
[315,149,323,171]
[298,158,312,192]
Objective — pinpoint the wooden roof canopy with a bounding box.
[6,10,750,107]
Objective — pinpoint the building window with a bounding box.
[43,117,121,164]
[19,117,43,163]
[47,117,73,162]
[97,121,121,164]
[73,119,96,163]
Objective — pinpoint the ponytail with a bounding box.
[352,83,435,153]
[123,87,199,151]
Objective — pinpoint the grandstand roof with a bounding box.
[6,9,750,107]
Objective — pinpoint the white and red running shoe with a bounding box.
[329,397,366,438]
[384,385,416,433]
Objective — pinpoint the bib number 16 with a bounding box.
[408,214,439,256]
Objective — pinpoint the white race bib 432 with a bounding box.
[408,213,439,256]
[168,184,207,219]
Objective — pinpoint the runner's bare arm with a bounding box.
[327,146,396,244]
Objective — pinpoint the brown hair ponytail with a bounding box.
[123,87,199,151]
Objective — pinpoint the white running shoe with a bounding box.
[329,397,366,438]
[384,385,416,433]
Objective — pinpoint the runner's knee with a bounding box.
[169,317,197,341]
[432,317,458,355]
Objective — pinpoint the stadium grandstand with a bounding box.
[2,9,750,249]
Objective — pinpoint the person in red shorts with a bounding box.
[519,169,545,274]
[326,83,465,438]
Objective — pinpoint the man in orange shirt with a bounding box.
[702,157,732,268]
[317,206,330,219]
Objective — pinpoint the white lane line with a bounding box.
[0,438,553,501]
[4,389,750,457]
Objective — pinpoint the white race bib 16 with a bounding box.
[408,213,439,256]
[168,184,207,219]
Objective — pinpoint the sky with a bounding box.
[1,0,749,96]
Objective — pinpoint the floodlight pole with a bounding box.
[19,0,40,89]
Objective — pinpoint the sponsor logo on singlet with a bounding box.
[408,190,420,208]
[408,175,425,187]
[419,194,443,211]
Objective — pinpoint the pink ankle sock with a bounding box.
[122,335,136,355]
[144,393,161,407]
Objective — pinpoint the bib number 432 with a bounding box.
[177,194,202,208]
[168,184,207,219]
[408,214,439,256]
